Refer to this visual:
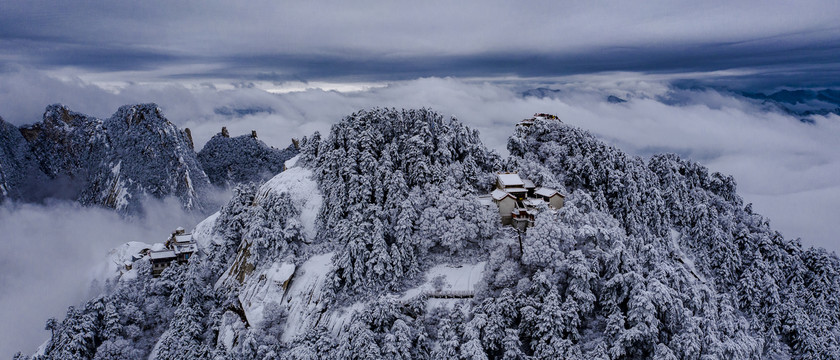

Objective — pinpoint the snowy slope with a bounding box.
[192,211,222,249]
[401,262,486,300]
[211,162,341,342]
[256,164,322,241]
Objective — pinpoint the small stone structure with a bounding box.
[517,113,561,128]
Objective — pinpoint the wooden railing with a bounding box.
[422,290,475,299]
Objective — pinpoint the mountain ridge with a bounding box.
[19,109,840,359]
[0,104,298,215]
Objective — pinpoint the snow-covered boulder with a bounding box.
[237,262,296,327]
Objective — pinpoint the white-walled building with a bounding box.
[491,189,517,224]
[534,187,565,209]
[488,172,564,229]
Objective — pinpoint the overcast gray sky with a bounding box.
[1,2,840,357]
[1,0,839,87]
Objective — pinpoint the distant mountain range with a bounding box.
[521,87,629,103]
[0,104,298,214]
[521,86,840,122]
[740,89,840,120]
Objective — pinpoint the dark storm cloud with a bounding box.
[5,38,840,88]
[17,43,187,72]
[199,39,840,86]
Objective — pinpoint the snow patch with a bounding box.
[147,328,169,360]
[108,161,131,211]
[218,311,247,351]
[669,229,706,283]
[33,339,49,357]
[120,268,139,281]
[0,163,7,197]
[257,167,322,241]
[192,211,222,249]
[401,262,486,300]
[284,154,300,169]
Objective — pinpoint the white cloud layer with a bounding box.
[1,71,837,252]
[0,199,207,357]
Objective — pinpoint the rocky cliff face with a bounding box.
[90,104,211,213]
[0,116,45,203]
[14,104,211,213]
[22,104,107,181]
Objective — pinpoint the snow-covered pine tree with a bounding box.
[301,108,500,292]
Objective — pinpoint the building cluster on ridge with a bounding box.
[480,113,565,230]
[148,227,198,277]
[517,113,560,128]
[482,172,565,230]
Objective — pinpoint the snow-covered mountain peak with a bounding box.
[0,104,216,213]
[112,103,166,127]
[100,103,211,212]
[41,103,99,129]
[197,129,299,188]
[27,109,840,359]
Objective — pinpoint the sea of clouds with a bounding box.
[0,70,837,356]
[0,198,210,356]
